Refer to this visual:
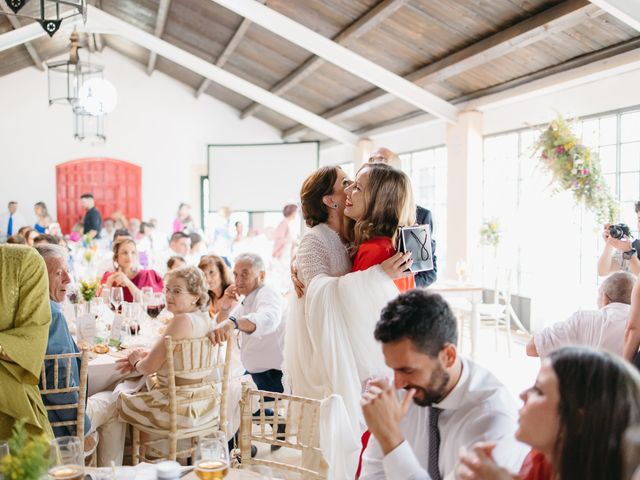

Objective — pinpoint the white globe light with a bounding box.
[78,78,117,115]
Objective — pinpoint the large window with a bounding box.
[482,107,640,328]
[399,146,448,272]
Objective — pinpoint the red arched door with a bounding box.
[56,158,142,234]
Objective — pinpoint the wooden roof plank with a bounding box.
[211,0,458,123]
[240,0,408,119]
[589,0,640,32]
[283,0,599,139]
[146,0,171,74]
[89,6,360,145]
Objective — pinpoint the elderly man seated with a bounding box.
[36,245,126,466]
[210,253,286,452]
[210,252,285,394]
[527,271,634,358]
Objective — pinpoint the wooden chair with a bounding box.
[477,269,528,356]
[129,336,232,464]
[39,350,97,465]
[239,384,328,479]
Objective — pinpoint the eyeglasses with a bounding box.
[164,287,191,296]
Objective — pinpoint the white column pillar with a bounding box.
[354,137,373,170]
[446,110,483,281]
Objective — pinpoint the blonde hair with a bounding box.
[164,266,209,311]
[347,163,415,249]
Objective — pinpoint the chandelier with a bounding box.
[2,0,87,36]
[47,30,117,141]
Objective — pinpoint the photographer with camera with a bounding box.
[598,219,640,276]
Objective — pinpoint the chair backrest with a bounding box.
[39,350,89,437]
[239,384,327,479]
[163,336,232,438]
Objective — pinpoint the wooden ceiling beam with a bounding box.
[147,0,171,75]
[283,0,600,140]
[240,0,408,120]
[88,6,360,145]
[358,37,640,138]
[589,0,640,31]
[195,16,253,98]
[211,0,458,123]
[0,4,43,69]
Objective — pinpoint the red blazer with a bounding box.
[352,236,414,292]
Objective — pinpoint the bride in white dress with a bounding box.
[284,165,410,477]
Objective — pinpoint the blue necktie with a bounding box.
[6,215,12,236]
[428,407,442,480]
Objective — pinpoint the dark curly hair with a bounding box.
[374,290,457,356]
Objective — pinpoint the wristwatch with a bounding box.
[228,315,239,329]
[623,248,637,260]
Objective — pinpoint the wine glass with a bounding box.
[110,287,124,315]
[122,302,139,336]
[146,292,165,320]
[455,259,467,284]
[195,432,230,479]
[48,436,84,480]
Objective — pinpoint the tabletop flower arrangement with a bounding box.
[479,218,501,248]
[534,115,618,224]
[0,419,49,480]
[79,278,100,302]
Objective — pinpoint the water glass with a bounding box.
[48,436,84,479]
[195,432,229,479]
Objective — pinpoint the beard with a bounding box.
[406,362,450,407]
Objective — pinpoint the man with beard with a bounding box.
[359,290,528,480]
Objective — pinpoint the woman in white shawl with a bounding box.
[284,165,411,477]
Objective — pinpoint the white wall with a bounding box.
[0,48,281,233]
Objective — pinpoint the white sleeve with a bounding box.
[533,312,581,357]
[295,231,331,284]
[361,439,429,480]
[243,288,283,337]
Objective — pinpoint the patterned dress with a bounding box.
[117,311,218,431]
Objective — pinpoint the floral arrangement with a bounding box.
[534,115,618,223]
[79,278,100,302]
[479,218,500,248]
[0,419,49,480]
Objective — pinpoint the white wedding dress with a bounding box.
[284,223,398,478]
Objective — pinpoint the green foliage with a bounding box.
[479,218,500,248]
[0,419,50,480]
[79,279,99,302]
[534,115,618,224]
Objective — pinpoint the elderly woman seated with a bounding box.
[35,244,126,466]
[116,266,218,433]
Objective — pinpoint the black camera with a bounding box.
[609,223,631,239]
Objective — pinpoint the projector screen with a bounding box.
[208,142,319,212]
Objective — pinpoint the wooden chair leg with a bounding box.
[169,434,177,461]
[132,427,140,466]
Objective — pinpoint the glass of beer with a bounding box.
[195,432,230,479]
[48,436,84,480]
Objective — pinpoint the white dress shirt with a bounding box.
[230,283,285,374]
[533,302,629,357]
[360,357,529,480]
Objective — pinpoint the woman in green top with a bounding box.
[0,245,53,439]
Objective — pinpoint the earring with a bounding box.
[333,203,338,209]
